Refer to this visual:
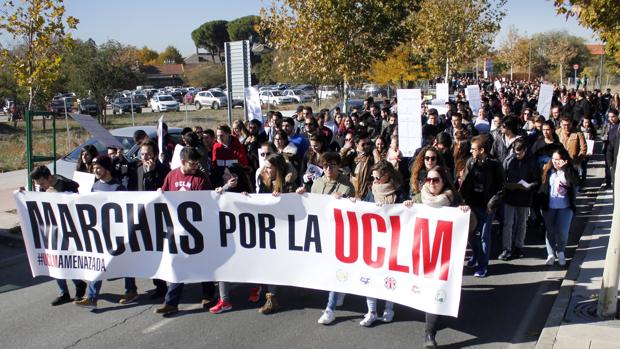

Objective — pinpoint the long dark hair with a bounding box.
[76,144,98,173]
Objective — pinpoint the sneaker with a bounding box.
[545,255,555,266]
[51,293,71,306]
[381,309,394,323]
[248,286,262,303]
[558,252,566,266]
[336,293,345,307]
[474,269,487,278]
[424,333,438,349]
[465,257,477,268]
[513,247,524,259]
[360,311,378,327]
[149,287,167,300]
[209,299,232,314]
[155,304,178,315]
[258,293,279,314]
[317,309,335,325]
[119,291,138,304]
[74,298,97,309]
[498,249,511,261]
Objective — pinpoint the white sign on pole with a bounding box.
[157,116,164,162]
[72,171,95,194]
[69,114,123,149]
[537,84,554,120]
[244,87,262,123]
[465,85,481,115]
[494,80,502,91]
[397,89,422,157]
[436,83,449,102]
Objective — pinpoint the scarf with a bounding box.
[420,184,453,207]
[371,182,398,205]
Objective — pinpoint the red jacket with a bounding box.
[212,136,248,168]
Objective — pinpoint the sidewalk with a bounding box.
[0,169,25,238]
[536,171,620,348]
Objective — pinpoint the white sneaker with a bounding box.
[381,309,394,323]
[545,255,555,266]
[317,309,335,325]
[360,312,378,327]
[558,252,566,266]
[336,293,345,307]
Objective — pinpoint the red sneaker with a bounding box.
[209,299,232,314]
[248,286,262,303]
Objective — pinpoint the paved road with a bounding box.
[0,161,605,349]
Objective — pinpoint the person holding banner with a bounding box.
[296,152,354,325]
[404,165,472,349]
[409,146,448,196]
[359,160,408,327]
[155,147,215,315]
[27,166,86,306]
[74,155,130,309]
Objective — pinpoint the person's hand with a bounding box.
[215,187,224,194]
[241,191,249,196]
[143,159,154,172]
[272,191,281,197]
[226,176,238,188]
[403,200,414,208]
[157,188,163,192]
[459,205,470,212]
[18,186,25,193]
[332,192,343,199]
[296,187,306,195]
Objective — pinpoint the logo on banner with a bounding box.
[411,284,421,295]
[435,289,446,303]
[360,276,371,286]
[384,276,397,290]
[336,270,348,282]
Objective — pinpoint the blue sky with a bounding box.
[63,0,598,57]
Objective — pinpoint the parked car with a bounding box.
[259,90,294,106]
[169,91,184,103]
[111,97,142,115]
[184,91,197,105]
[49,96,75,116]
[3,99,15,114]
[283,89,313,103]
[51,126,183,181]
[131,94,149,108]
[78,99,99,116]
[317,85,340,99]
[150,94,180,112]
[362,83,386,97]
[194,90,228,110]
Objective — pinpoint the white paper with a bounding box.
[397,89,422,157]
[436,83,449,102]
[465,85,481,115]
[244,87,263,122]
[157,116,164,162]
[586,139,595,156]
[170,144,183,170]
[72,171,95,194]
[305,163,324,177]
[537,84,554,120]
[494,80,502,91]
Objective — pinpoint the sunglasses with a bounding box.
[372,175,385,181]
[424,156,437,161]
[260,152,271,157]
[425,177,441,184]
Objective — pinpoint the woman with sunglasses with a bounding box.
[273,129,300,174]
[409,145,448,196]
[404,165,472,349]
[358,160,408,327]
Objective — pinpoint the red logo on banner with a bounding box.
[384,276,397,290]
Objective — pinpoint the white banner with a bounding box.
[13,191,469,317]
[537,84,554,120]
[465,85,481,115]
[397,89,422,158]
[436,83,449,103]
[244,87,262,122]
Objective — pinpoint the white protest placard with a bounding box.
[157,116,164,162]
[537,84,554,120]
[305,163,324,178]
[465,85,481,115]
[244,87,262,122]
[586,139,595,156]
[436,83,449,102]
[71,171,95,194]
[170,144,183,170]
[494,80,502,91]
[70,114,123,149]
[397,89,422,157]
[14,191,469,317]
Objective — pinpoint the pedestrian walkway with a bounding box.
[536,181,620,348]
[0,169,25,237]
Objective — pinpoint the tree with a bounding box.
[531,31,589,84]
[191,20,229,63]
[496,26,530,80]
[259,0,418,101]
[227,15,260,41]
[0,0,78,109]
[409,0,506,78]
[138,46,159,65]
[184,63,225,87]
[367,44,430,87]
[158,45,184,64]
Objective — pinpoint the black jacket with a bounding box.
[503,153,539,207]
[460,156,504,210]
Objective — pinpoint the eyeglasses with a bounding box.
[372,174,386,181]
[324,163,339,169]
[424,156,437,161]
[425,177,442,184]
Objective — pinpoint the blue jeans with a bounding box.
[86,280,102,300]
[542,208,573,256]
[164,282,215,307]
[57,279,86,297]
[469,206,495,272]
[326,291,342,311]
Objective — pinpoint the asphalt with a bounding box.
[0,157,618,348]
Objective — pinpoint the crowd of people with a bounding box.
[29,78,618,349]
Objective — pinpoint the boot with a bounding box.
[258,292,280,314]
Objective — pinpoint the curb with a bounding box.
[535,185,608,349]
